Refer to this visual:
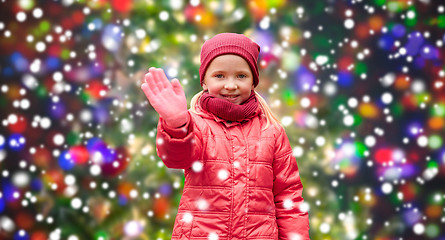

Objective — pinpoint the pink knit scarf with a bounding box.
[200,91,258,122]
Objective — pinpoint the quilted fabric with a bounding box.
[156,106,310,239]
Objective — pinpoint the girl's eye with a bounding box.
[238,74,247,79]
[215,74,224,78]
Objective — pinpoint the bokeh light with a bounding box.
[1,0,445,239]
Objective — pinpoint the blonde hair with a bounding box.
[189,90,280,130]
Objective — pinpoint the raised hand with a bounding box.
[141,67,188,128]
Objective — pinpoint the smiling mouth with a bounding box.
[221,94,239,99]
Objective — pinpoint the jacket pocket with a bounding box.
[246,214,277,238]
[189,213,230,239]
[172,212,194,239]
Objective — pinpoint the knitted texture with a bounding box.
[199,91,258,122]
[199,33,261,87]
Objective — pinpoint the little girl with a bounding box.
[141,33,310,240]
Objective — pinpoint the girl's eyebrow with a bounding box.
[208,69,250,75]
[211,69,249,73]
[209,70,226,75]
[235,70,250,75]
[206,69,225,73]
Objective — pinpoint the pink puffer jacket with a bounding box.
[156,106,310,240]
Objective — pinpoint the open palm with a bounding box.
[141,67,188,128]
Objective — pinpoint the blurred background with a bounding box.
[1,0,444,239]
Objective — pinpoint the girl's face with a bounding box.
[202,54,255,105]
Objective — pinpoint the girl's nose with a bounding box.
[224,80,238,90]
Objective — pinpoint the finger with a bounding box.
[141,82,149,93]
[147,67,158,83]
[143,71,150,84]
[148,67,157,73]
[171,78,184,96]
[144,72,159,93]
[153,68,171,90]
[141,82,155,101]
[142,83,163,110]
[144,72,157,92]
[148,68,163,88]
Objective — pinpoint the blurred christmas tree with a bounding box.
[1,0,445,239]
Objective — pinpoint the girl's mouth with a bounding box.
[221,94,240,103]
[221,94,239,99]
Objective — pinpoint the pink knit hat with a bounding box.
[199,33,261,87]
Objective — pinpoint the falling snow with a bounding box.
[1,0,445,239]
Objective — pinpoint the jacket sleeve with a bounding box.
[156,111,201,169]
[273,126,310,239]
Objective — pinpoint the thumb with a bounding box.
[171,78,184,96]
